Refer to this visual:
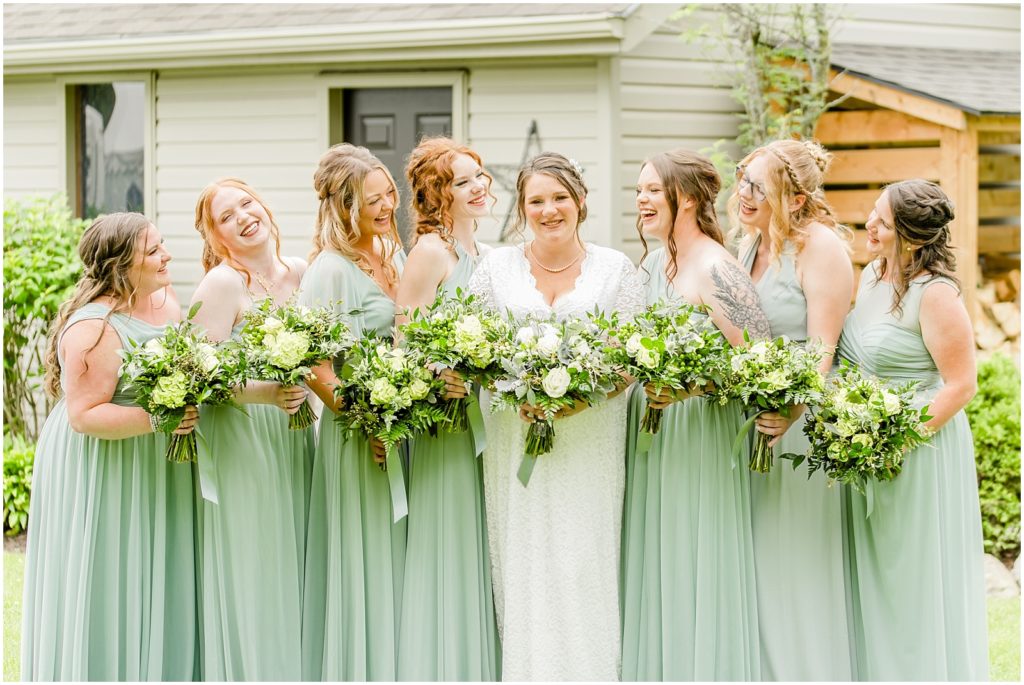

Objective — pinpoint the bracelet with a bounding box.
[149,413,160,433]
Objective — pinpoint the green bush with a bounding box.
[3,433,35,536]
[966,353,1021,560]
[4,195,89,441]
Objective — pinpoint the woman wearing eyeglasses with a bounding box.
[728,139,855,681]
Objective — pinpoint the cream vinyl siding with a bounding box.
[154,71,322,298]
[4,78,62,199]
[835,3,1021,50]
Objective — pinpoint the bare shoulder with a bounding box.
[199,263,247,293]
[921,277,962,310]
[802,222,849,258]
[408,232,452,258]
[59,316,119,356]
[283,254,308,277]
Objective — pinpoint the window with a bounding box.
[69,81,146,219]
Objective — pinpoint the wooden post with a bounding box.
[939,122,979,318]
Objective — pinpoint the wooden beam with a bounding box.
[850,229,872,264]
[825,188,879,224]
[979,130,1022,146]
[979,153,1022,183]
[975,114,1022,132]
[940,125,979,316]
[829,68,967,131]
[828,148,942,184]
[978,225,1021,254]
[815,110,942,145]
[979,188,1022,220]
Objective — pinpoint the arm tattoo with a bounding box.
[710,261,772,339]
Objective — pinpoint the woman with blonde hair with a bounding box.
[299,143,408,681]
[190,178,313,680]
[395,137,499,680]
[21,213,199,681]
[728,138,855,680]
[622,148,770,681]
[840,180,987,680]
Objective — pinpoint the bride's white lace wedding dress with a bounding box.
[469,242,644,681]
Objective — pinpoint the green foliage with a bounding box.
[4,195,89,441]
[966,354,1021,559]
[3,433,35,536]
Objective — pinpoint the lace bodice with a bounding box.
[468,242,644,321]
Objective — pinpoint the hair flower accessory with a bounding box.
[568,158,584,179]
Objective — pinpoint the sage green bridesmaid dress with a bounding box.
[397,242,500,681]
[838,261,988,681]
[740,235,852,681]
[195,312,314,680]
[620,248,760,681]
[299,249,408,681]
[21,303,198,681]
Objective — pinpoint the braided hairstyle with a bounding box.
[728,139,851,263]
[879,179,959,317]
[511,151,587,245]
[405,137,495,250]
[637,148,723,283]
[43,212,153,399]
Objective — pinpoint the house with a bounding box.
[4,2,1020,297]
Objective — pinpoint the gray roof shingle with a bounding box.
[4,3,635,43]
[831,43,1021,115]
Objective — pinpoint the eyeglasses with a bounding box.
[735,166,767,203]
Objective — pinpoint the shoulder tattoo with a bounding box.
[710,260,772,339]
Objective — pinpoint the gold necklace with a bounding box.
[528,244,584,274]
[253,270,277,294]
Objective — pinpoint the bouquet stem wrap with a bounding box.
[289,399,317,430]
[382,442,408,523]
[466,394,487,458]
[518,418,555,486]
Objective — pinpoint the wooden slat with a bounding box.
[827,148,941,184]
[941,125,979,317]
[979,130,1022,146]
[979,153,1022,182]
[978,225,1021,254]
[815,110,942,145]
[850,229,871,264]
[979,188,1022,219]
[976,115,1022,132]
[824,188,879,224]
[828,69,967,131]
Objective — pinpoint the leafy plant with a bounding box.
[4,195,89,441]
[3,433,35,536]
[966,354,1021,560]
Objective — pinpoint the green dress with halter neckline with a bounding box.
[21,303,199,681]
[396,241,500,681]
[299,249,409,682]
[620,248,760,681]
[838,261,988,681]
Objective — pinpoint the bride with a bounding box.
[469,152,643,681]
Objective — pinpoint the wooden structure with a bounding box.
[813,44,1021,317]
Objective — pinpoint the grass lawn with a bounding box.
[2,545,1021,680]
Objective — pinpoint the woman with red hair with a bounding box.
[190,178,313,680]
[394,137,500,680]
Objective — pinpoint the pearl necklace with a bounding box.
[527,244,584,274]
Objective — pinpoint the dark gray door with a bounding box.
[343,87,452,245]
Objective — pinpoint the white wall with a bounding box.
[3,77,61,199]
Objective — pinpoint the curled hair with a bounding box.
[193,177,288,284]
[405,137,495,249]
[311,143,402,285]
[637,148,723,283]
[43,212,153,399]
[727,139,852,264]
[510,151,588,243]
[878,179,959,317]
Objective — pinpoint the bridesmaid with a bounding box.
[730,140,855,680]
[840,180,988,680]
[394,137,500,681]
[21,213,199,680]
[190,178,314,680]
[621,149,770,681]
[299,143,408,681]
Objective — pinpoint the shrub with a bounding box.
[4,195,88,441]
[3,433,35,536]
[966,353,1021,560]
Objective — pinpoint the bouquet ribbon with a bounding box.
[634,391,655,457]
[195,427,220,504]
[517,452,536,486]
[732,411,761,470]
[385,443,409,523]
[864,480,876,519]
[467,394,487,458]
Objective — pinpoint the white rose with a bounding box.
[455,315,483,337]
[409,378,430,400]
[882,390,902,416]
[197,343,220,373]
[144,338,167,357]
[515,326,536,345]
[636,346,661,369]
[536,333,561,356]
[260,316,285,334]
[541,367,571,398]
[573,339,591,357]
[625,333,643,357]
[369,378,399,406]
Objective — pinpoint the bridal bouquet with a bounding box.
[119,303,245,463]
[718,335,826,473]
[490,314,620,486]
[399,288,511,433]
[595,300,729,435]
[785,362,933,493]
[239,295,355,429]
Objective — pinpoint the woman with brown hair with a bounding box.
[621,148,770,681]
[839,180,988,680]
[395,137,499,680]
[189,178,313,680]
[729,139,855,680]
[21,213,199,681]
[298,143,408,681]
